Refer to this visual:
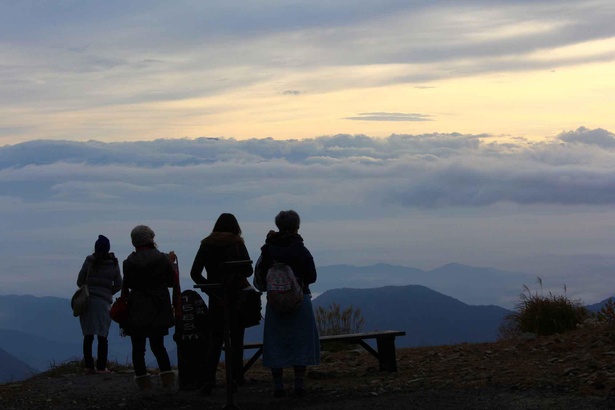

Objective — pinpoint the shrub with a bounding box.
[315,302,365,336]
[499,277,589,338]
[596,298,615,326]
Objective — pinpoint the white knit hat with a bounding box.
[130,225,155,247]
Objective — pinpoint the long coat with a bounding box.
[255,232,320,368]
[122,247,175,337]
[77,253,122,337]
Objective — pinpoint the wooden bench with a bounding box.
[242,330,406,373]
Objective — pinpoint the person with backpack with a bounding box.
[122,225,178,392]
[76,234,122,375]
[190,213,253,395]
[253,210,320,397]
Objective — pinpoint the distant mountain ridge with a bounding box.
[0,295,137,373]
[312,285,512,347]
[0,328,81,372]
[1,266,612,382]
[586,297,614,312]
[314,262,536,308]
[0,347,36,383]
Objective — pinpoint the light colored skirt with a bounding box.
[79,295,112,337]
[262,294,320,368]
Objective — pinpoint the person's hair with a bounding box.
[275,210,301,233]
[212,213,242,236]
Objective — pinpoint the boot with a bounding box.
[135,374,152,391]
[160,371,177,393]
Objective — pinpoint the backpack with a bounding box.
[266,262,303,315]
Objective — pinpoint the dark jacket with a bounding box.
[122,247,175,337]
[255,232,317,294]
[190,232,253,329]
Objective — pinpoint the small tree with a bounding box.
[499,277,589,339]
[596,298,615,326]
[315,302,365,336]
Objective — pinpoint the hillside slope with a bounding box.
[1,325,614,409]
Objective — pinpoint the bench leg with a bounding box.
[376,336,398,372]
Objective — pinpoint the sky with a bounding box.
[1,1,615,306]
[1,0,615,143]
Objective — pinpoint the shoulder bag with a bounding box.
[71,263,92,317]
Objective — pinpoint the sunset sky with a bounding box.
[1,0,614,144]
[2,1,615,306]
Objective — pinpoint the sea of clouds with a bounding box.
[2,127,615,303]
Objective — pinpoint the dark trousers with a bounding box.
[205,326,245,386]
[83,335,108,371]
[130,335,172,377]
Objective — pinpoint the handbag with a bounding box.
[71,263,93,317]
[71,284,90,317]
[236,286,262,328]
[110,296,129,324]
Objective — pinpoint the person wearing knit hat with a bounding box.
[76,235,122,375]
[95,235,110,255]
[122,225,178,392]
[130,225,156,247]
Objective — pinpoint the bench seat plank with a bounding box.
[242,330,405,373]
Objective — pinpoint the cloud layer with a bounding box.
[3,127,615,210]
[3,128,615,302]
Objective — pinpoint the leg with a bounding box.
[230,325,245,385]
[83,335,95,372]
[202,331,224,392]
[272,368,285,397]
[149,336,172,372]
[131,335,148,377]
[96,335,109,371]
[293,366,306,396]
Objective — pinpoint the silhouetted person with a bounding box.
[122,225,177,391]
[77,234,122,374]
[190,213,253,395]
[254,210,320,397]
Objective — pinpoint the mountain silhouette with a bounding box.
[0,346,36,383]
[312,285,511,346]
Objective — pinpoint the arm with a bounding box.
[121,260,131,298]
[301,246,317,285]
[77,258,89,287]
[190,243,208,285]
[161,254,175,288]
[253,245,273,292]
[111,257,122,294]
[235,241,253,278]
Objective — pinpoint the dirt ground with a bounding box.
[2,325,615,409]
[0,370,611,410]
